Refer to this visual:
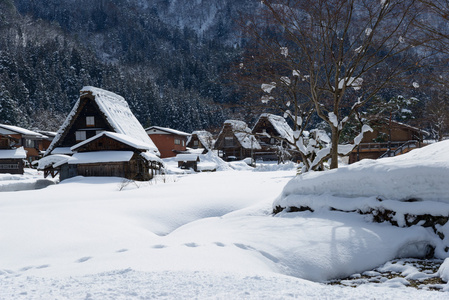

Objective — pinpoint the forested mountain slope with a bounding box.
[0,0,258,132]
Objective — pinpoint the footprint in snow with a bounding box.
[214,242,225,247]
[184,243,198,247]
[76,256,92,263]
[152,245,166,249]
[234,243,254,250]
[36,264,50,269]
[116,248,128,253]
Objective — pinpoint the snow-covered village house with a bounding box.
[186,130,215,153]
[251,113,295,162]
[214,120,261,161]
[349,119,428,163]
[145,126,191,158]
[0,134,27,174]
[0,123,49,162]
[39,86,162,181]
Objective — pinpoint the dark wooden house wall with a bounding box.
[186,135,202,149]
[61,154,156,181]
[215,126,252,161]
[0,159,24,174]
[252,118,278,146]
[75,136,138,152]
[362,122,423,143]
[58,97,113,148]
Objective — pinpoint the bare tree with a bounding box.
[238,0,434,169]
[425,92,449,140]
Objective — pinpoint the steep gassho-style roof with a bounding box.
[220,120,261,150]
[254,113,294,144]
[45,86,159,156]
[187,130,215,150]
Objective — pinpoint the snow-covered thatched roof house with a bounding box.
[214,120,261,161]
[251,113,296,161]
[41,86,162,181]
[45,86,159,156]
[186,130,215,151]
[252,113,294,145]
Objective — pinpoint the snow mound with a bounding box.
[275,140,449,207]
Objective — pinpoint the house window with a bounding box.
[224,136,234,147]
[193,140,199,147]
[24,139,35,148]
[182,140,185,147]
[174,138,181,145]
[75,131,86,141]
[86,116,95,126]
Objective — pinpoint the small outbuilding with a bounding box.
[0,134,26,174]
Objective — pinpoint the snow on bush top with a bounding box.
[274,140,449,208]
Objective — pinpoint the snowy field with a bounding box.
[1,144,449,299]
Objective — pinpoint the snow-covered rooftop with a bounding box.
[221,120,261,150]
[145,126,191,137]
[0,147,27,159]
[36,154,71,170]
[45,86,159,156]
[187,130,215,150]
[0,124,48,139]
[254,113,294,143]
[71,131,153,152]
[68,151,134,165]
[175,154,200,162]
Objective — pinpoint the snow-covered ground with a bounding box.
[1,143,449,299]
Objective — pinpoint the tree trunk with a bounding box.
[330,126,339,169]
